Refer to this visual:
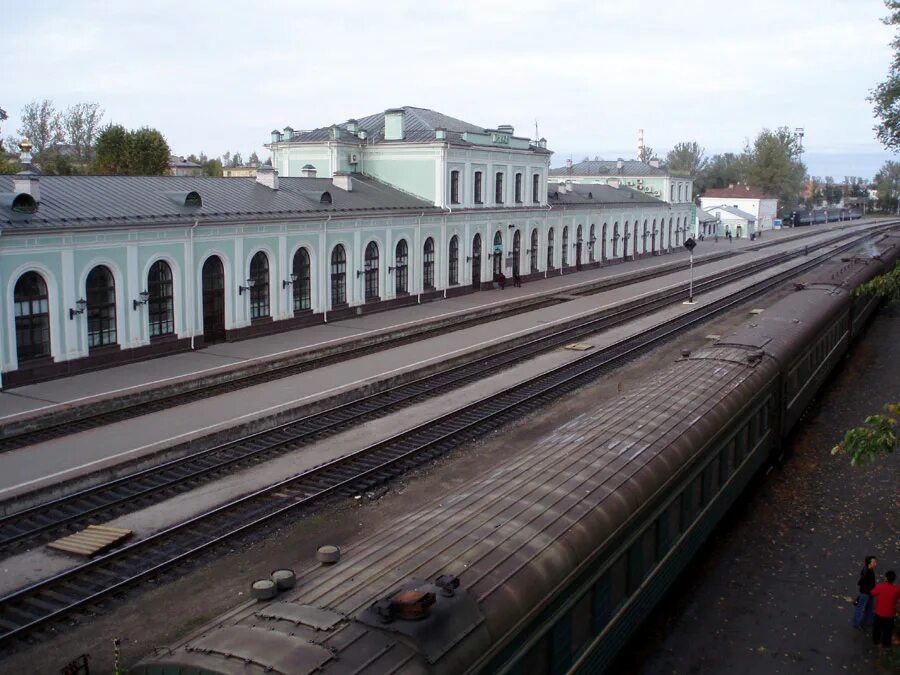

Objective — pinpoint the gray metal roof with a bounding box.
[549,159,670,177]
[278,106,552,154]
[548,183,667,207]
[0,174,437,231]
[706,204,756,221]
[697,209,719,223]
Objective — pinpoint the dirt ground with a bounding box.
[0,282,816,674]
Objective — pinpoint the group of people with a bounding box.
[493,272,521,289]
[853,555,900,649]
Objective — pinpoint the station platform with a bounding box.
[0,221,886,511]
[0,223,868,424]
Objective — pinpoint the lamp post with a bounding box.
[794,127,805,167]
[682,237,697,304]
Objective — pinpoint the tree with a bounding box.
[873,160,900,212]
[230,152,243,168]
[94,124,131,175]
[204,158,223,177]
[640,145,658,162]
[743,127,806,209]
[665,141,708,178]
[94,124,170,176]
[699,152,746,193]
[221,151,231,168]
[870,1,900,150]
[248,151,259,166]
[17,99,62,157]
[128,127,170,175]
[62,102,104,164]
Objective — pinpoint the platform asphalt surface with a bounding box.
[619,303,900,675]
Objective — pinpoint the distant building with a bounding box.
[548,158,694,206]
[223,164,259,178]
[168,155,203,177]
[700,184,777,233]
[701,204,757,238]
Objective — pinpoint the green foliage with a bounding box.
[204,158,223,177]
[831,403,898,466]
[94,124,170,176]
[699,152,746,192]
[870,1,900,151]
[17,99,62,156]
[665,141,707,179]
[873,160,900,212]
[856,261,900,303]
[743,127,806,208]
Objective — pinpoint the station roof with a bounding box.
[549,159,671,178]
[705,204,756,221]
[547,183,667,207]
[274,106,552,154]
[0,174,438,231]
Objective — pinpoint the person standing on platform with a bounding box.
[871,570,900,648]
[497,272,506,290]
[513,271,521,288]
[853,555,878,628]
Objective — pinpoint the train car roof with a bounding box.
[135,351,777,675]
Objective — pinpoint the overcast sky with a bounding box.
[2,0,897,178]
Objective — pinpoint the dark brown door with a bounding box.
[202,256,226,344]
[471,233,482,290]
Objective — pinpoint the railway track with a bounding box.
[0,235,860,554]
[0,222,879,453]
[0,232,883,647]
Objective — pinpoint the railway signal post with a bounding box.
[683,237,697,304]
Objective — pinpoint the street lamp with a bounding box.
[794,127,805,166]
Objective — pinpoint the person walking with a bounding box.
[871,570,900,648]
[853,555,878,628]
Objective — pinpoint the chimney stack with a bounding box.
[649,159,660,168]
[255,165,279,190]
[616,158,624,171]
[301,164,317,178]
[384,108,406,141]
[332,171,353,192]
[13,139,40,202]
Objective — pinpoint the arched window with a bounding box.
[601,223,607,261]
[292,248,311,312]
[249,252,269,319]
[612,223,618,257]
[449,235,459,285]
[512,230,521,277]
[148,261,174,337]
[561,226,569,267]
[530,229,539,273]
[547,227,555,269]
[651,218,657,253]
[471,233,482,289]
[86,265,117,347]
[492,231,503,277]
[576,224,583,268]
[395,240,408,295]
[642,219,649,254]
[623,221,629,257]
[675,217,681,246]
[589,224,596,263]
[678,184,683,202]
[495,172,504,204]
[331,245,347,308]
[668,217,674,249]
[14,271,50,361]
[423,237,435,290]
[364,241,379,302]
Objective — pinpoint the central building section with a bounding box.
[267,106,551,209]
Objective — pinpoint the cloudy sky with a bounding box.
[2,0,897,178]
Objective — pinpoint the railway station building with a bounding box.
[0,107,692,387]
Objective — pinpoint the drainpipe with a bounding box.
[189,218,199,350]
[323,214,331,323]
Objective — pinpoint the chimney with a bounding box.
[566,158,573,172]
[616,158,624,171]
[497,124,514,134]
[270,129,283,143]
[359,129,368,141]
[283,126,294,140]
[346,119,359,134]
[14,139,40,202]
[435,127,447,140]
[331,125,342,140]
[301,164,317,178]
[538,137,547,149]
[332,171,353,192]
[256,165,279,190]
[384,108,405,140]
[649,159,660,168]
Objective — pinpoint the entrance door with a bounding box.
[471,233,482,290]
[512,230,521,278]
[737,226,743,238]
[202,256,226,344]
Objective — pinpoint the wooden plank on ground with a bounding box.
[46,525,133,558]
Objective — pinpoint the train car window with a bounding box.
[570,590,594,658]
[521,632,552,675]
[594,573,612,631]
[609,555,628,612]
